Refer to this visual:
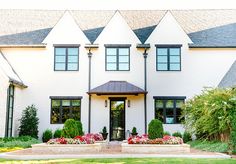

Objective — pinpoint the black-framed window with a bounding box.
[154,96,185,124]
[5,85,14,137]
[54,47,79,71]
[105,45,130,71]
[50,97,81,124]
[156,45,182,71]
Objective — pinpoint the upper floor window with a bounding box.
[50,96,82,124]
[54,45,79,71]
[154,96,185,124]
[105,44,130,71]
[156,45,182,71]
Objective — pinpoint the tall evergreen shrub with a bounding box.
[19,105,39,139]
[61,119,83,138]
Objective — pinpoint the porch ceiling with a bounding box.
[88,81,147,95]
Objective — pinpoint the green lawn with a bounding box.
[0,158,236,164]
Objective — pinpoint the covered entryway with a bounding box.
[88,81,147,141]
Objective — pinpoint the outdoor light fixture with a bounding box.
[105,100,108,107]
[127,100,130,107]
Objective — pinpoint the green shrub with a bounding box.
[61,119,83,138]
[148,119,163,139]
[102,126,107,134]
[53,129,62,138]
[42,129,53,142]
[172,132,182,138]
[19,105,39,139]
[183,131,192,143]
[132,127,137,134]
[163,131,171,136]
[0,137,40,148]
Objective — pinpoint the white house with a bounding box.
[0,9,236,141]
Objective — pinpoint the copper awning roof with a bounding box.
[88,81,147,95]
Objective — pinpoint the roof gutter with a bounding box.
[0,44,47,48]
[9,78,27,88]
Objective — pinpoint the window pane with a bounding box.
[176,100,184,108]
[51,100,60,124]
[166,100,174,108]
[68,48,78,56]
[68,56,78,62]
[119,56,129,62]
[68,63,78,70]
[55,63,66,70]
[170,64,180,70]
[119,63,129,70]
[119,48,129,56]
[71,106,80,121]
[157,56,168,63]
[166,117,174,124]
[157,63,168,70]
[55,56,66,63]
[55,48,66,56]
[169,56,180,63]
[72,100,80,106]
[166,108,174,116]
[107,56,117,62]
[169,48,180,56]
[107,63,117,70]
[62,100,70,106]
[155,100,164,108]
[62,106,70,123]
[107,48,117,56]
[155,108,164,122]
[157,48,168,56]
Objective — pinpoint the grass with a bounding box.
[188,140,228,153]
[0,158,236,164]
[0,136,41,152]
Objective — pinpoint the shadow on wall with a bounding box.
[188,23,236,47]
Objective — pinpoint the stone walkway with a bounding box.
[0,142,231,160]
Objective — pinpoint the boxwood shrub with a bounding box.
[148,119,163,139]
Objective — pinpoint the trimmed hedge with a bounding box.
[42,129,53,142]
[61,119,83,138]
[148,119,163,139]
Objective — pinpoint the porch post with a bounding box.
[143,51,148,134]
[88,51,92,133]
[85,44,99,134]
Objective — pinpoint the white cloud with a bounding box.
[0,0,236,9]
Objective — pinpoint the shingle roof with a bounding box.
[88,81,147,95]
[218,61,236,88]
[1,9,236,46]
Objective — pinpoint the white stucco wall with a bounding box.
[1,11,236,138]
[0,69,9,137]
[145,11,236,133]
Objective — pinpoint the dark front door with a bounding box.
[110,99,125,141]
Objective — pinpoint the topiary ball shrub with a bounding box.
[183,131,192,143]
[163,131,171,136]
[172,131,183,138]
[42,129,53,142]
[148,119,163,139]
[61,119,83,138]
[53,129,62,138]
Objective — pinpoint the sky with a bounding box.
[0,0,236,10]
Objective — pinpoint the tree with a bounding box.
[19,105,39,139]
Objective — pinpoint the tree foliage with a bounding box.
[18,105,39,139]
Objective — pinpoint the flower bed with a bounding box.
[47,133,104,145]
[127,135,183,144]
[31,133,104,153]
[123,134,189,153]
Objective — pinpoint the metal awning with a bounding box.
[88,81,147,95]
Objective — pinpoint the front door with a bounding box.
[110,99,125,141]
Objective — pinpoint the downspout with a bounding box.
[88,50,92,133]
[143,50,148,134]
